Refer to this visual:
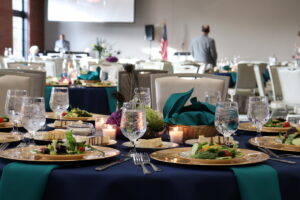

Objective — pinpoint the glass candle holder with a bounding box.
[102,124,117,140]
[169,126,183,144]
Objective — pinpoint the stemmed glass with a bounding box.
[247,96,270,138]
[21,97,46,146]
[120,102,147,156]
[215,101,239,145]
[204,91,221,105]
[49,87,69,119]
[4,89,28,134]
[133,87,151,107]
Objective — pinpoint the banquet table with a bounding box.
[0,127,299,200]
[45,86,117,115]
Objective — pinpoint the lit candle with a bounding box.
[169,126,183,144]
[102,124,117,140]
[95,117,106,130]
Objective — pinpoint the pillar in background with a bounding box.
[0,0,13,56]
[29,0,45,51]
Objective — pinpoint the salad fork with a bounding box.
[258,147,296,164]
[142,153,162,172]
[133,153,151,175]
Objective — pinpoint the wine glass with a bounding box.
[215,101,239,145]
[49,87,69,119]
[120,102,147,156]
[21,97,46,146]
[247,96,270,138]
[204,91,221,105]
[4,89,28,134]
[133,87,151,107]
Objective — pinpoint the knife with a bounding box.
[268,157,296,164]
[95,157,131,171]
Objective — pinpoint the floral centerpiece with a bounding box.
[93,38,121,61]
[93,38,107,59]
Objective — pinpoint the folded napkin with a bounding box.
[0,162,59,200]
[222,65,231,71]
[78,67,101,80]
[231,164,281,200]
[230,72,237,83]
[105,87,118,114]
[163,89,215,126]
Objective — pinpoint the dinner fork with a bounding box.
[258,147,296,164]
[142,153,162,172]
[133,153,151,175]
[0,143,9,151]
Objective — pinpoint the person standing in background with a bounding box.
[190,25,217,70]
[54,34,70,52]
[293,31,300,67]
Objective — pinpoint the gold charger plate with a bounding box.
[0,145,120,162]
[249,136,300,152]
[122,141,179,149]
[185,139,198,145]
[84,84,116,88]
[239,122,293,133]
[46,112,105,121]
[0,132,22,143]
[150,147,269,166]
[0,122,22,129]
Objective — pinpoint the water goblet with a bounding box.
[49,87,69,119]
[120,102,147,156]
[133,87,151,107]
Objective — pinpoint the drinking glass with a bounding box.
[133,87,151,107]
[247,96,270,137]
[120,102,147,156]
[204,91,221,105]
[4,89,28,134]
[215,101,239,145]
[21,97,46,146]
[49,87,69,119]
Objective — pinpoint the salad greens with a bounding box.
[190,142,242,160]
[64,108,92,118]
[278,128,300,145]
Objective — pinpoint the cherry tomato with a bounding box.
[283,122,290,127]
[78,146,85,152]
[224,150,231,157]
[0,117,4,123]
[62,112,67,117]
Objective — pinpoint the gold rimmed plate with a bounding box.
[0,145,120,162]
[249,136,300,152]
[84,84,116,88]
[46,112,105,121]
[239,122,293,133]
[150,147,269,166]
[0,132,23,143]
[122,141,179,149]
[0,122,22,129]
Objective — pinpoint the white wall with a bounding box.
[45,0,300,61]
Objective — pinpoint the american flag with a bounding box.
[160,24,168,61]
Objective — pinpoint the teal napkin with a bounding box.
[0,162,59,200]
[231,72,237,84]
[222,65,231,71]
[78,67,101,80]
[231,164,282,200]
[105,87,118,114]
[45,86,52,112]
[163,89,216,126]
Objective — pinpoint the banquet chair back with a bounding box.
[172,61,200,74]
[228,63,257,101]
[253,64,267,96]
[151,73,229,111]
[0,74,31,115]
[118,70,168,103]
[0,69,46,97]
[7,62,45,71]
[277,67,300,106]
[267,65,283,101]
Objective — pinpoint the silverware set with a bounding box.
[0,143,9,151]
[133,153,162,174]
[258,147,297,164]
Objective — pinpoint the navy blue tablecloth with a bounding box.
[45,86,117,115]
[0,129,300,200]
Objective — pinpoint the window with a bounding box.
[12,0,28,58]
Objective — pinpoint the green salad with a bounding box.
[279,128,300,145]
[63,108,92,118]
[190,142,242,160]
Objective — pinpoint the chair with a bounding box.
[150,73,229,111]
[7,62,46,71]
[228,63,257,101]
[0,69,46,97]
[267,65,283,101]
[0,75,31,115]
[253,63,267,96]
[172,61,200,74]
[118,70,168,103]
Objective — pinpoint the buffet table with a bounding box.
[45,86,117,115]
[0,129,299,200]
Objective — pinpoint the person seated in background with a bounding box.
[54,34,70,53]
[190,25,217,71]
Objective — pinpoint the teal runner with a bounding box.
[0,162,59,200]
[231,164,282,200]
[105,87,117,114]
[45,86,52,112]
[230,72,237,84]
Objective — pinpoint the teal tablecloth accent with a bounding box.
[230,72,237,83]
[0,162,59,200]
[105,87,117,113]
[78,67,101,80]
[163,89,216,126]
[231,164,282,200]
[45,86,52,112]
